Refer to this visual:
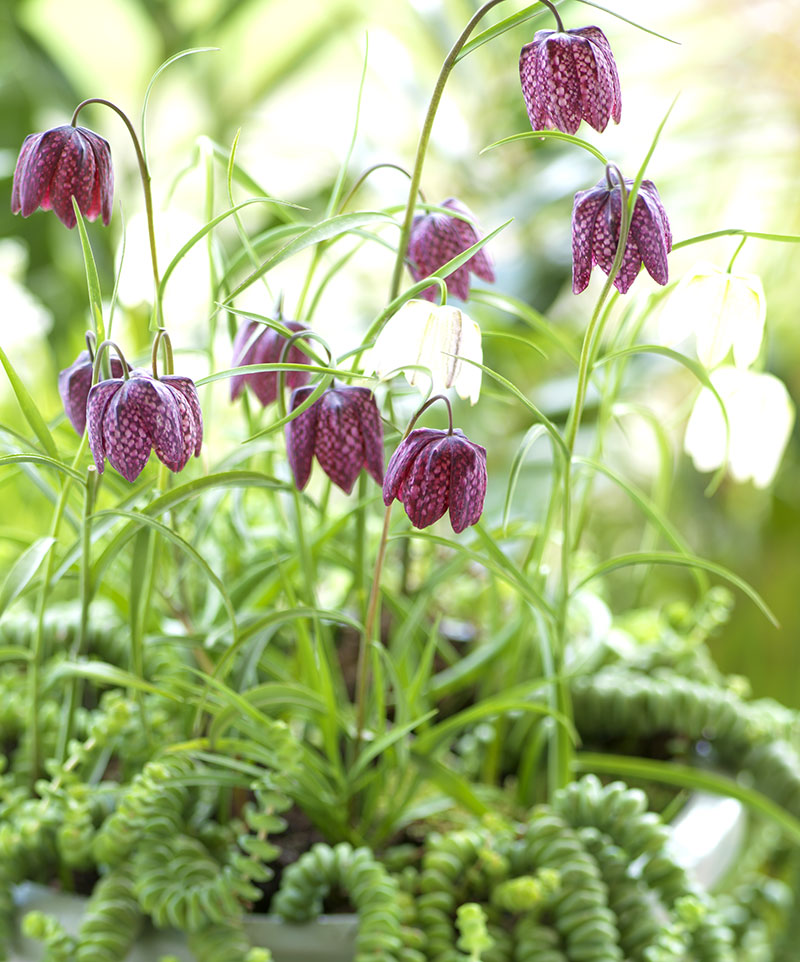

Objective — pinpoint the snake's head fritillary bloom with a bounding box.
[58,350,124,435]
[368,300,483,405]
[519,26,621,135]
[285,383,384,494]
[408,198,495,302]
[383,427,487,534]
[230,319,311,407]
[572,175,671,295]
[87,371,203,482]
[11,125,113,229]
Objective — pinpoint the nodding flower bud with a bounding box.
[230,319,311,407]
[572,174,671,295]
[285,383,384,494]
[58,350,124,435]
[383,427,487,534]
[408,198,495,302]
[87,370,202,482]
[519,26,621,135]
[11,125,113,229]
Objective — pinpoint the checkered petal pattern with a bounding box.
[519,26,621,136]
[86,371,203,482]
[58,350,124,435]
[407,197,495,303]
[383,427,487,534]
[11,125,113,229]
[285,384,384,494]
[571,176,672,295]
[230,319,311,407]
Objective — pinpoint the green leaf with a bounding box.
[196,362,359,389]
[673,228,800,251]
[575,551,778,627]
[457,3,548,62]
[72,200,105,343]
[412,756,489,816]
[574,2,681,44]
[504,424,548,532]
[481,130,608,165]
[0,537,55,617]
[141,47,219,164]
[0,345,58,459]
[53,660,183,701]
[0,647,32,663]
[94,509,237,635]
[0,454,85,484]
[224,211,397,302]
[575,753,800,846]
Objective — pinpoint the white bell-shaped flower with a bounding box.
[368,299,482,404]
[659,262,766,369]
[684,366,794,488]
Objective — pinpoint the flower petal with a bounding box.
[101,384,154,482]
[538,34,584,135]
[447,436,487,533]
[398,435,452,529]
[383,428,443,506]
[314,389,368,494]
[630,185,671,288]
[18,129,67,218]
[571,184,609,293]
[285,386,319,490]
[161,375,204,460]
[351,389,384,486]
[50,128,96,229]
[86,379,123,472]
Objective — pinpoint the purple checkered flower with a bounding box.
[408,198,495,302]
[285,383,384,494]
[383,428,487,534]
[519,26,621,135]
[87,371,203,482]
[572,174,672,295]
[230,319,311,407]
[59,350,125,435]
[11,125,113,229]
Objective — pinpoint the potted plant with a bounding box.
[2,1,799,960]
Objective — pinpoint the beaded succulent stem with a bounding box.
[71,98,163,329]
[388,0,509,301]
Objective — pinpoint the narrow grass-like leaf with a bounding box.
[0,647,32,662]
[0,346,58,459]
[224,211,397,302]
[349,711,437,784]
[0,455,84,484]
[242,377,332,443]
[457,3,549,61]
[412,756,489,816]
[481,130,608,164]
[483,330,547,358]
[94,509,237,634]
[673,229,800,251]
[141,48,219,164]
[575,753,800,845]
[575,2,680,43]
[326,34,368,217]
[504,424,548,531]
[72,201,105,343]
[53,660,183,701]
[0,537,55,618]
[597,344,730,494]
[196,362,358,388]
[159,197,302,295]
[575,551,778,626]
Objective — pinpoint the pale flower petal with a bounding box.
[368,299,482,404]
[660,263,766,370]
[684,366,794,489]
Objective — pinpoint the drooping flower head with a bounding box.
[684,366,794,489]
[230,319,311,407]
[87,370,203,482]
[383,426,487,534]
[408,198,495,302]
[285,383,384,493]
[11,125,113,229]
[519,25,621,135]
[368,300,483,405]
[572,171,671,295]
[59,349,125,435]
[658,263,766,370]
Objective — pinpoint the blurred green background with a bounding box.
[1,0,798,706]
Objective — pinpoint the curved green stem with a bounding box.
[388,0,510,301]
[539,0,565,31]
[72,98,163,329]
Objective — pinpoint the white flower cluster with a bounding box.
[660,262,794,488]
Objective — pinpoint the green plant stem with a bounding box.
[354,503,393,749]
[388,0,509,301]
[72,98,163,328]
[57,465,100,764]
[27,437,89,783]
[539,0,565,31]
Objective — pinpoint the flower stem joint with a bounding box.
[11,125,113,230]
